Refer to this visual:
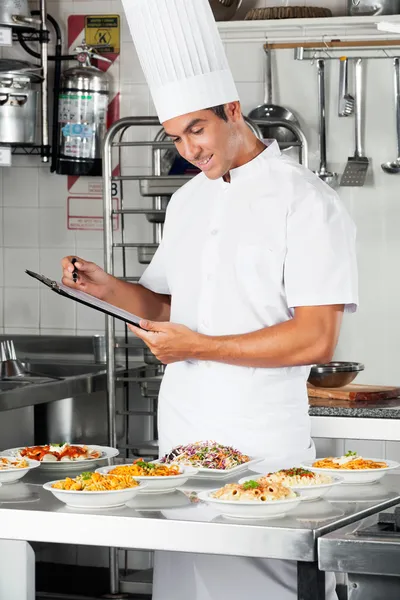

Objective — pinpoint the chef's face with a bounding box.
[163,102,242,180]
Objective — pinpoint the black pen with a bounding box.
[71,257,78,283]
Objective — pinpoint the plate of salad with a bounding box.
[159,441,263,479]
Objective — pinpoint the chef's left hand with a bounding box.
[129,320,205,364]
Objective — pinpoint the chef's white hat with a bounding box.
[121,0,239,123]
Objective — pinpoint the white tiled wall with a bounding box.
[1,7,399,373]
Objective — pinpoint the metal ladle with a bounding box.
[382,58,400,174]
[316,59,338,187]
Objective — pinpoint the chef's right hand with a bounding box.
[61,256,114,300]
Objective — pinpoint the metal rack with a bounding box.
[102,114,309,595]
[0,0,51,161]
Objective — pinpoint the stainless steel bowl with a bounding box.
[209,0,242,21]
[308,361,364,388]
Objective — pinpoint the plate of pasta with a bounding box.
[0,456,40,484]
[239,468,344,501]
[198,480,301,519]
[3,444,119,470]
[96,460,197,494]
[301,452,400,484]
[43,472,146,508]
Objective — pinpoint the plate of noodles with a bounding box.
[43,472,146,508]
[3,444,119,470]
[96,460,197,494]
[0,456,40,484]
[239,467,343,501]
[301,452,400,484]
[198,480,301,519]
[159,441,262,478]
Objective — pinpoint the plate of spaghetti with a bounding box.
[96,460,198,494]
[0,456,40,484]
[3,444,119,470]
[43,472,146,508]
[301,452,399,484]
[198,480,300,519]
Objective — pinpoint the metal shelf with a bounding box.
[14,28,50,43]
[9,144,50,157]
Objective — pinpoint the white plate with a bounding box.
[96,464,198,494]
[3,445,119,471]
[0,482,39,504]
[300,459,400,485]
[238,474,344,501]
[43,479,146,508]
[197,490,301,520]
[159,457,263,479]
[0,457,40,483]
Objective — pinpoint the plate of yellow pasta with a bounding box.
[96,460,198,494]
[0,456,40,484]
[301,452,400,485]
[198,480,301,519]
[43,472,146,508]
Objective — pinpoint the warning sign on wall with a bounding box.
[85,15,120,53]
[68,196,119,231]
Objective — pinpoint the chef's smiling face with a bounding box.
[163,102,243,180]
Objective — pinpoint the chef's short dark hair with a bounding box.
[209,105,228,122]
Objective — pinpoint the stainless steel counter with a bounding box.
[2,470,400,600]
[319,495,400,599]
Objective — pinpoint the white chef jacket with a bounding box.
[139,140,357,600]
[140,140,358,459]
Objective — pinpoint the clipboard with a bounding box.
[26,270,144,329]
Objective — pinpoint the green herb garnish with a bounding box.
[345,451,357,457]
[136,460,156,469]
[80,472,92,480]
[242,480,260,490]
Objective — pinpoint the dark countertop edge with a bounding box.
[309,405,400,419]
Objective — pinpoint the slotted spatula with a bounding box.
[340,58,369,187]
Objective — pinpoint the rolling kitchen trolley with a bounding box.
[101,115,309,596]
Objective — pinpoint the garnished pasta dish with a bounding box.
[259,468,333,487]
[52,472,139,492]
[0,457,29,470]
[20,444,102,462]
[211,480,296,502]
[313,451,387,470]
[110,459,181,477]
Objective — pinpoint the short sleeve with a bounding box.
[284,182,358,313]
[138,191,178,295]
[138,238,170,294]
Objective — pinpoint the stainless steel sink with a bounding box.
[23,361,106,378]
[0,380,28,392]
[0,359,108,412]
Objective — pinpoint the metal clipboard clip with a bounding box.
[25,270,61,292]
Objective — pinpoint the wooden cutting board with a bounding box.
[307,383,400,402]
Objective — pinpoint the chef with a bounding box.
[62,0,358,598]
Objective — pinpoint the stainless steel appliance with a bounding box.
[56,44,110,177]
[0,61,41,144]
[347,0,400,16]
[0,0,39,28]
[319,497,400,599]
